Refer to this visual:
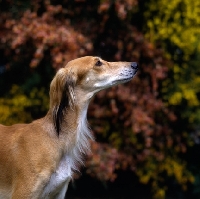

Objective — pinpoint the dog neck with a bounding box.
[45,89,94,169]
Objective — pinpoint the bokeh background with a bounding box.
[1,0,200,198]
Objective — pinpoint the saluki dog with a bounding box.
[0,56,138,199]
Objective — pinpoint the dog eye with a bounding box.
[95,60,103,67]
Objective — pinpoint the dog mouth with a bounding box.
[117,68,138,83]
[93,68,138,90]
[113,73,135,85]
[118,76,133,83]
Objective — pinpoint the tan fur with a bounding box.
[0,56,138,199]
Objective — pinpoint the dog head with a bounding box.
[49,56,138,134]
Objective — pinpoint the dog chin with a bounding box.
[115,75,134,85]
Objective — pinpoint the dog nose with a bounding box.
[131,62,138,70]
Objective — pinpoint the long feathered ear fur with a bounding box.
[49,69,77,135]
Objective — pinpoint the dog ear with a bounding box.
[50,69,77,135]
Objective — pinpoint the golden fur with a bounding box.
[0,56,138,199]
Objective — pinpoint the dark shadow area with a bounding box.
[66,170,151,199]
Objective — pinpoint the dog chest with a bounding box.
[41,155,72,198]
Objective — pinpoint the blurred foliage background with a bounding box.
[0,0,200,198]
